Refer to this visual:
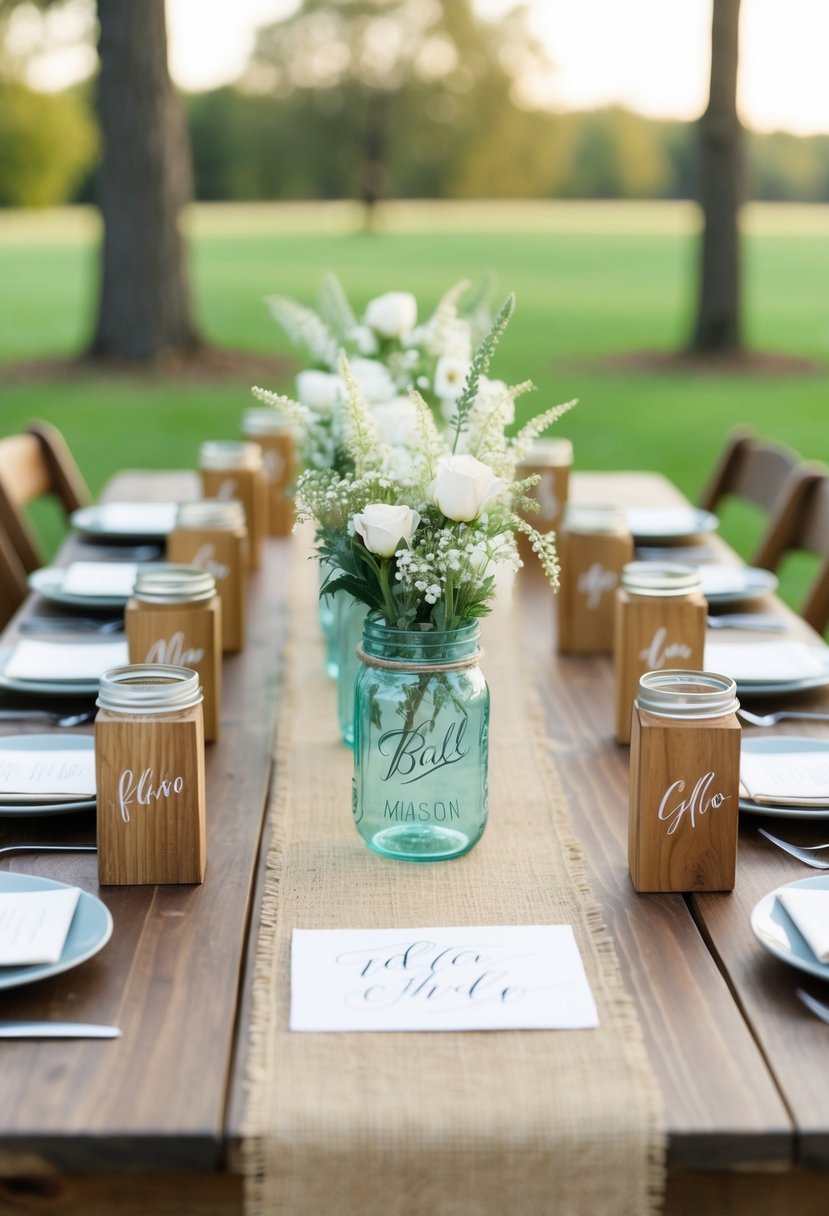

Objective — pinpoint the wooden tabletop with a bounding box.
[1,468,828,1216]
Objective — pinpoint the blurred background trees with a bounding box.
[2,0,829,213]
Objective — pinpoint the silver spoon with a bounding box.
[20,617,123,635]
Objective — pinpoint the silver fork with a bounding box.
[758,828,829,868]
[0,844,97,858]
[796,989,829,1024]
[738,708,829,727]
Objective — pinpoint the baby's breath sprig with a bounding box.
[450,292,515,454]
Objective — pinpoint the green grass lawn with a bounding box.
[1,200,827,613]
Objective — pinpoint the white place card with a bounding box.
[0,747,95,799]
[61,561,137,598]
[741,749,829,807]
[0,887,80,965]
[4,638,129,683]
[698,565,751,596]
[625,507,703,535]
[778,889,829,962]
[290,925,599,1033]
[705,640,829,683]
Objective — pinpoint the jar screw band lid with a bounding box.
[636,669,739,719]
[133,563,217,603]
[622,561,702,597]
[97,664,203,712]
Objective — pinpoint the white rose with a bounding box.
[370,397,420,446]
[295,370,341,415]
[428,454,503,523]
[347,325,380,356]
[353,503,421,557]
[348,357,397,404]
[434,356,469,402]
[364,291,417,339]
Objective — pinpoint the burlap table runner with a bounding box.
[241,538,665,1216]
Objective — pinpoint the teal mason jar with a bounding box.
[336,595,369,748]
[352,616,489,861]
[318,563,338,680]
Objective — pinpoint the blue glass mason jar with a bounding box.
[352,616,489,861]
[318,563,338,680]
[336,595,369,747]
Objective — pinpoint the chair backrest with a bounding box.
[0,422,90,572]
[777,475,829,634]
[698,428,822,570]
[0,525,28,629]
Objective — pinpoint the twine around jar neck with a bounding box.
[355,645,483,674]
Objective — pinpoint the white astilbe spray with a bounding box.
[316,273,357,340]
[419,279,471,358]
[339,353,382,477]
[462,379,535,475]
[409,388,444,483]
[265,295,339,369]
[508,397,579,466]
[250,385,312,431]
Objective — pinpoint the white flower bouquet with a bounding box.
[263,293,576,632]
[264,274,499,434]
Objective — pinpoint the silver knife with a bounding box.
[0,1022,120,1039]
[707,614,786,632]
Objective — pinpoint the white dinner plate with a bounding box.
[739,737,829,818]
[736,672,829,698]
[0,872,112,991]
[71,502,178,541]
[28,566,131,611]
[625,507,719,542]
[0,735,95,813]
[750,874,829,982]
[705,640,829,698]
[698,564,779,604]
[0,646,102,697]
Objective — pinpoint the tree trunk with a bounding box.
[359,88,390,231]
[689,0,743,354]
[90,0,200,361]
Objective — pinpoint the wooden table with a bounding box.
[0,469,828,1216]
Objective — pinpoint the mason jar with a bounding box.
[199,440,267,570]
[613,561,707,745]
[628,670,741,893]
[166,499,248,653]
[126,564,222,743]
[352,616,490,862]
[336,594,369,747]
[241,408,296,537]
[95,664,206,886]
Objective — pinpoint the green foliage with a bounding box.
[0,81,98,207]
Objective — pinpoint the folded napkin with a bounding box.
[0,746,95,800]
[0,886,80,965]
[626,507,705,536]
[4,638,129,683]
[698,565,753,596]
[60,561,137,598]
[94,502,177,534]
[741,746,829,807]
[705,640,829,684]
[778,888,829,963]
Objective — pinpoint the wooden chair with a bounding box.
[0,421,91,573]
[698,427,823,569]
[772,474,829,635]
[0,525,28,629]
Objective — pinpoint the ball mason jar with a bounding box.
[336,594,369,747]
[352,616,490,862]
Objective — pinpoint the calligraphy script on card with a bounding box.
[290,925,599,1033]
